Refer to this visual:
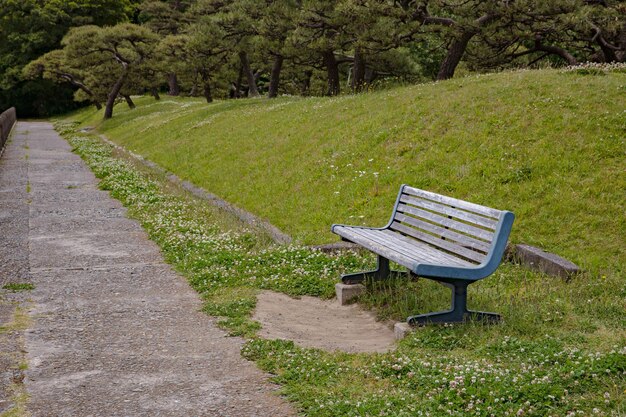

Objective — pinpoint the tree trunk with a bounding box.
[351,48,366,93]
[437,31,474,80]
[123,95,136,109]
[434,14,495,81]
[535,40,578,65]
[596,36,618,62]
[200,69,213,103]
[94,102,102,110]
[151,87,161,100]
[323,50,340,96]
[239,51,260,97]
[268,55,284,98]
[203,82,213,103]
[167,73,180,96]
[617,22,626,62]
[234,63,244,98]
[301,70,312,96]
[104,72,127,120]
[190,70,200,96]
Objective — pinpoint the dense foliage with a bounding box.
[0,0,139,116]
[4,0,625,117]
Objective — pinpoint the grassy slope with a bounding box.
[59,122,625,417]
[71,69,626,276]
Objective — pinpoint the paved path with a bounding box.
[0,122,294,416]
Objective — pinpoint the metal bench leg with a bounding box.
[407,281,501,326]
[341,255,391,284]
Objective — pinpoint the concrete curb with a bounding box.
[335,283,366,305]
[511,244,581,280]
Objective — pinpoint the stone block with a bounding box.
[335,283,365,305]
[514,244,581,280]
[394,322,414,340]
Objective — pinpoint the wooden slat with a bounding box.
[336,226,474,268]
[336,227,428,264]
[403,186,502,219]
[349,229,448,265]
[377,229,476,267]
[390,222,486,264]
[355,228,471,267]
[394,212,492,252]
[396,202,495,241]
[333,227,421,269]
[399,195,499,230]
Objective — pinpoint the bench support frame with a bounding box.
[341,255,389,284]
[342,265,501,325]
[342,255,400,284]
[406,279,500,326]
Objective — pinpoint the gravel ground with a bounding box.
[0,124,30,414]
[1,122,295,417]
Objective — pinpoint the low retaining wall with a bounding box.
[0,107,17,153]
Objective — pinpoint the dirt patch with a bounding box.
[253,291,396,353]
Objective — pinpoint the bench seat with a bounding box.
[331,184,515,325]
[332,226,476,271]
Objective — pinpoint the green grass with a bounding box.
[2,283,34,292]
[0,306,30,417]
[67,69,626,280]
[55,121,625,417]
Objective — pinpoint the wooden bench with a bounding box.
[331,185,514,325]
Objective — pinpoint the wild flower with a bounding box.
[59,122,626,417]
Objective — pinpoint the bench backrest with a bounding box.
[389,185,513,266]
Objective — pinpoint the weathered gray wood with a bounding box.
[396,202,495,241]
[393,212,492,252]
[398,196,499,231]
[333,226,421,268]
[378,229,476,267]
[344,228,429,263]
[390,222,486,264]
[335,226,475,268]
[403,186,501,218]
[336,226,454,266]
[357,228,469,266]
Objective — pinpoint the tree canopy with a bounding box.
[0,0,137,115]
[4,0,625,117]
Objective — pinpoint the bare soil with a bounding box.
[253,291,396,354]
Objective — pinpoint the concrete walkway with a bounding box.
[0,122,294,416]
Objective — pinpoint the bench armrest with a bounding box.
[414,211,514,281]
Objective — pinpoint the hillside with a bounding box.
[69,69,626,276]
